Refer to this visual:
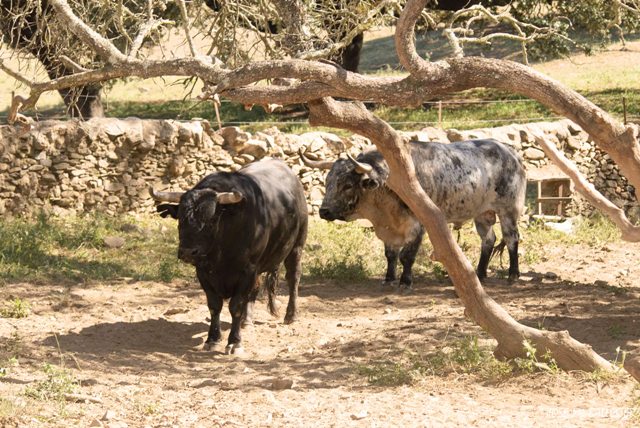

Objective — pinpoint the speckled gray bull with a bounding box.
[301,139,526,289]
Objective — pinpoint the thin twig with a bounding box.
[176,0,198,57]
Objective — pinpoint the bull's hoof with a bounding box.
[398,284,413,295]
[508,273,520,283]
[225,343,244,355]
[283,314,297,325]
[381,280,396,291]
[202,341,221,352]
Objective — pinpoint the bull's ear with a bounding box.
[157,204,179,219]
[360,176,380,190]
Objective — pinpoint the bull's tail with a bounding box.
[490,240,506,266]
[264,270,279,317]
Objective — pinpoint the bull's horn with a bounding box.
[149,187,184,203]
[299,148,334,170]
[217,191,244,204]
[347,153,373,174]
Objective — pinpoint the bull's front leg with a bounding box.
[202,290,223,351]
[398,228,424,292]
[498,214,520,282]
[474,213,497,280]
[226,293,246,355]
[383,245,399,286]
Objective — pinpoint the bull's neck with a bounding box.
[354,188,408,228]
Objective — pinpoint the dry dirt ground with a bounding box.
[1,241,639,428]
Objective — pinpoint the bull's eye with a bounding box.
[340,183,353,192]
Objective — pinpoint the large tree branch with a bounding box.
[219,55,640,201]
[307,97,613,373]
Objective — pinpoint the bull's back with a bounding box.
[410,139,525,222]
[242,160,308,270]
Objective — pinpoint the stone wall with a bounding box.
[0,117,636,218]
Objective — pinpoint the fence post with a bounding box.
[438,100,443,128]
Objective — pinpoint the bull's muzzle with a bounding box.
[177,246,200,265]
[319,208,343,221]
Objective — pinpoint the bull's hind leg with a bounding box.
[497,211,520,281]
[241,288,258,329]
[283,245,302,324]
[398,228,424,292]
[226,291,248,355]
[474,211,497,280]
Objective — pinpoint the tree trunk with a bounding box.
[1,0,104,119]
[58,84,104,119]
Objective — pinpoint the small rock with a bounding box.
[103,236,125,249]
[163,307,189,316]
[119,223,143,234]
[446,129,466,142]
[544,272,558,280]
[190,379,217,388]
[102,410,116,421]
[104,182,124,192]
[384,308,392,315]
[89,419,104,427]
[80,378,99,387]
[524,147,546,160]
[239,139,268,159]
[350,411,368,420]
[270,379,294,390]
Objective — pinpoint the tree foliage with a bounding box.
[3,0,640,117]
[510,0,640,59]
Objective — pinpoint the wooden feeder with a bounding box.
[526,165,573,219]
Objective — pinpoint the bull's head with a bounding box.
[150,187,243,264]
[300,148,385,221]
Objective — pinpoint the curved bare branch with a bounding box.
[533,130,640,241]
[49,0,128,64]
[395,0,432,74]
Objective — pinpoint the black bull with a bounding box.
[301,139,526,288]
[151,159,308,354]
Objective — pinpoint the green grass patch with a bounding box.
[0,397,19,424]
[356,335,514,386]
[304,219,386,281]
[0,213,191,285]
[0,332,22,379]
[518,213,620,265]
[0,298,31,318]
[356,336,568,386]
[24,363,78,402]
[0,212,621,286]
